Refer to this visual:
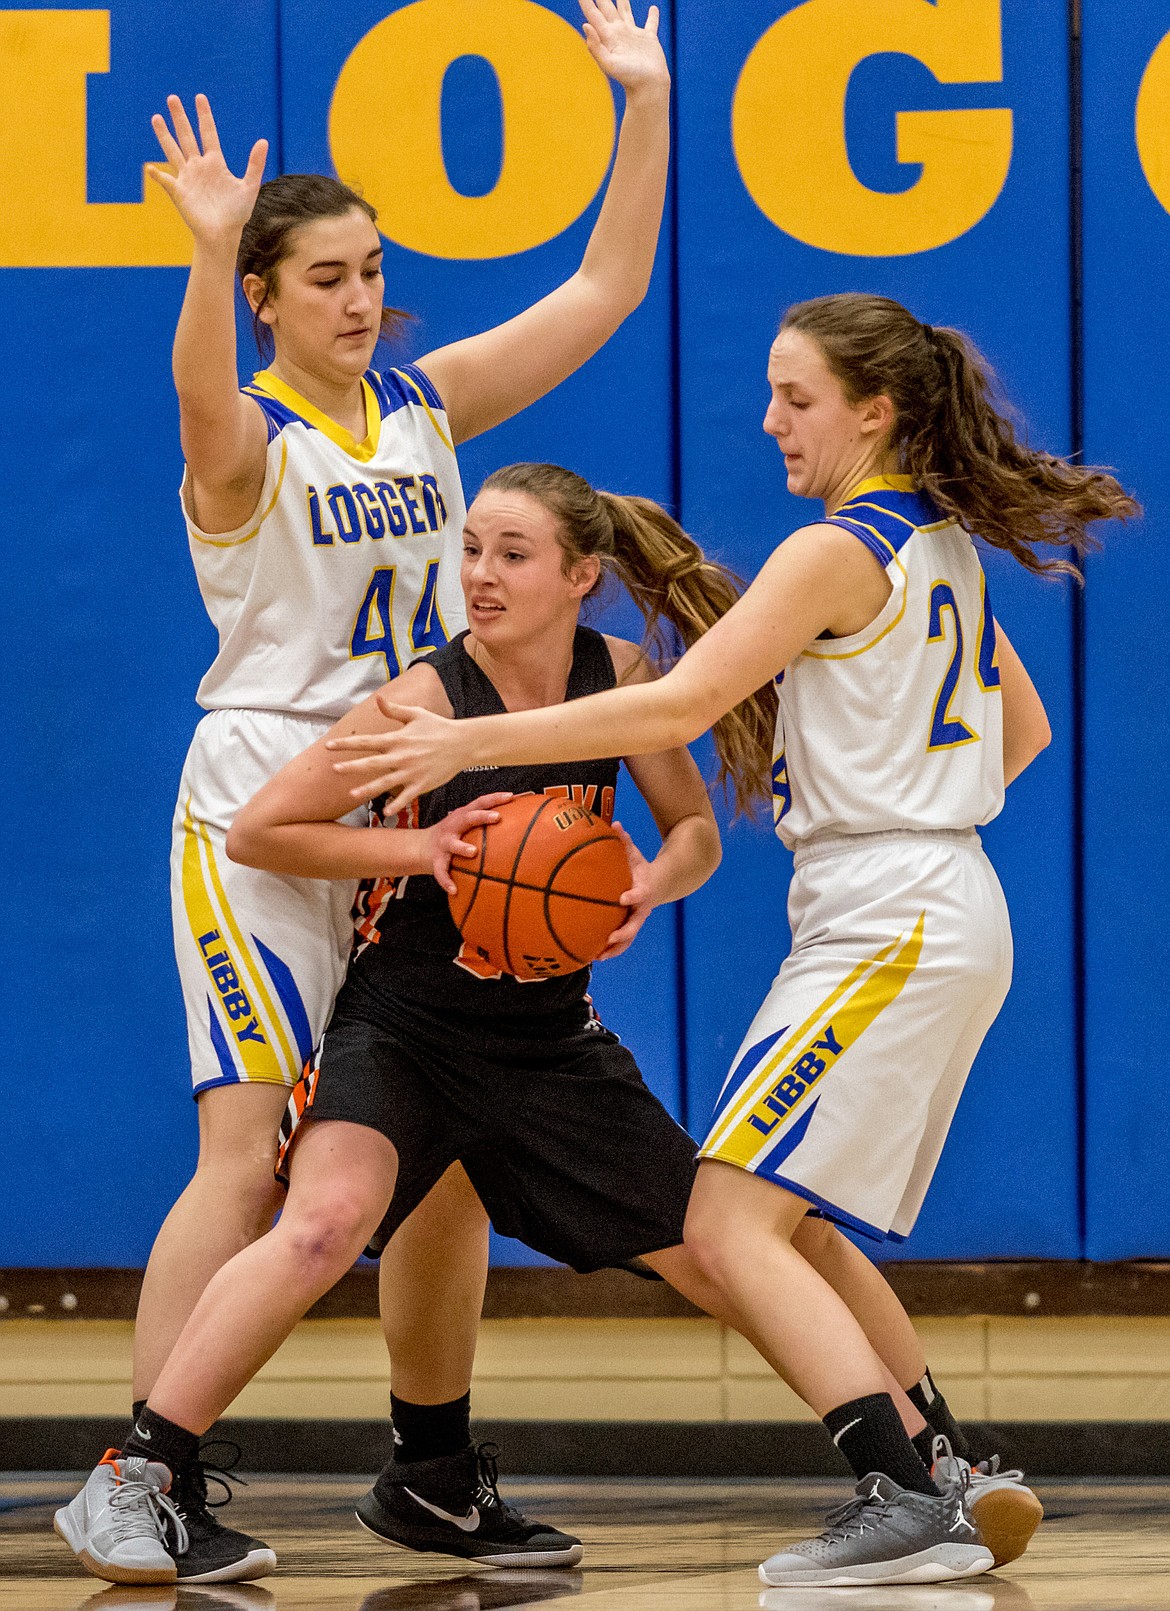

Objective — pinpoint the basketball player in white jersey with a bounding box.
[70,2,670,1585]
[329,292,1137,1586]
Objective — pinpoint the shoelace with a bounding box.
[109,1472,189,1555]
[816,1489,900,1543]
[473,1442,526,1525]
[973,1457,1026,1484]
[167,1440,249,1556]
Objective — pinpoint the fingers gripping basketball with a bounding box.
[448,795,631,980]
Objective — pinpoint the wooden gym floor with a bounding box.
[2,1474,1168,1610]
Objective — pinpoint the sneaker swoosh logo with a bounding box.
[133,1428,151,1440]
[403,1488,480,1532]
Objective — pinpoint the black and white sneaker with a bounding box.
[166,1447,276,1584]
[355,1442,583,1567]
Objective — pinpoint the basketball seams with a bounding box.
[502,795,561,977]
[448,821,490,927]
[454,869,625,908]
[542,835,631,964]
[447,795,628,979]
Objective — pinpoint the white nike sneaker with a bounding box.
[932,1440,1043,1567]
[54,1450,187,1584]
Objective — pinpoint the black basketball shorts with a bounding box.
[278,976,699,1270]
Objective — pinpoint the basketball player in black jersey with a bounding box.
[95,463,773,1573]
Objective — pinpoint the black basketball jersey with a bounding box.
[349,627,622,1019]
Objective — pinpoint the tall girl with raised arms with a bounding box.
[330,293,1138,1587]
[64,1,670,1586]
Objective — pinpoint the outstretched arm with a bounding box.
[327,523,870,812]
[596,644,721,959]
[417,0,670,444]
[226,665,507,883]
[148,93,271,532]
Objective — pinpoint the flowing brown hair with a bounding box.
[479,463,776,816]
[782,293,1138,577]
[237,174,411,359]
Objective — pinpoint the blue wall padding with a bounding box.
[0,0,280,1265]
[0,0,678,1266]
[1081,4,1170,1258]
[3,0,1164,1270]
[673,0,1079,1256]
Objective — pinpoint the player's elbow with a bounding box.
[697,819,722,881]
[572,272,646,345]
[225,812,264,869]
[1018,705,1052,768]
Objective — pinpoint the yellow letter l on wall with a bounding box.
[0,10,190,268]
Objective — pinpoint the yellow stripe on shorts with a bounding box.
[180,800,295,1085]
[702,913,926,1169]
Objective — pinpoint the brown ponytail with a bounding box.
[782,294,1139,577]
[479,463,776,816]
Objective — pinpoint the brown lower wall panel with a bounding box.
[4,1262,1170,1322]
[1,1416,1166,1478]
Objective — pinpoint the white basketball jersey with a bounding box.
[772,475,1005,847]
[185,364,468,719]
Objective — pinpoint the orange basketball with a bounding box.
[448,793,632,981]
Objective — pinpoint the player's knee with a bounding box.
[681,1199,738,1283]
[193,1141,281,1217]
[281,1194,380,1273]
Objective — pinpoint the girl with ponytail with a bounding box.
[111,459,799,1576]
[326,297,1138,1587]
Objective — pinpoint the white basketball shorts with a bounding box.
[698,829,1012,1243]
[171,708,361,1097]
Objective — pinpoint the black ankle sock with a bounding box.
[123,1406,200,1476]
[390,1391,472,1464]
[128,1398,147,1441]
[912,1426,937,1469]
[823,1393,939,1497]
[906,1368,978,1463]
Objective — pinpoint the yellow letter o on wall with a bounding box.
[329,0,616,260]
[1136,31,1170,215]
[732,0,1014,258]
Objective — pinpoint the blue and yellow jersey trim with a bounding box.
[824,474,949,567]
[243,363,451,462]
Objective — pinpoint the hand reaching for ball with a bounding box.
[596,826,656,961]
[426,794,513,894]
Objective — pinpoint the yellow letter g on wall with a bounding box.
[732,0,1014,258]
[329,0,616,260]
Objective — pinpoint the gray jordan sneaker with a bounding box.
[54,1450,187,1584]
[932,1440,1044,1568]
[758,1471,993,1588]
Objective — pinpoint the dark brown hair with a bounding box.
[781,293,1139,577]
[237,174,410,358]
[479,463,777,816]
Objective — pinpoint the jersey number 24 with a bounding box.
[927,578,1000,752]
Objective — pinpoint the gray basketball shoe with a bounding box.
[54,1451,187,1584]
[932,1440,1044,1568]
[758,1471,993,1588]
